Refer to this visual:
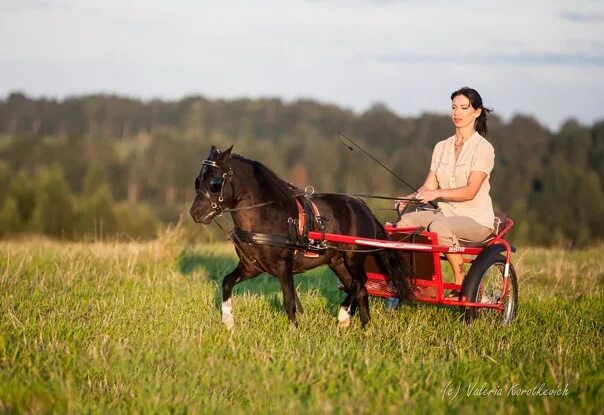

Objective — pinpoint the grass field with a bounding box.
[1,236,603,414]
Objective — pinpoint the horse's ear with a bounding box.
[223,145,233,158]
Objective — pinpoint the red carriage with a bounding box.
[309,213,518,324]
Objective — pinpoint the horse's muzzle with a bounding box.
[190,204,216,225]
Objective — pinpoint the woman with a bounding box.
[397,87,495,297]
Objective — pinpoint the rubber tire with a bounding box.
[461,249,518,324]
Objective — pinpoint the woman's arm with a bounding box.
[417,171,487,203]
[399,170,438,198]
[396,170,439,209]
[419,170,439,192]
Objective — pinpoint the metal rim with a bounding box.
[475,261,516,324]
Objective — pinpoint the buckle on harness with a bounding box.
[308,239,328,252]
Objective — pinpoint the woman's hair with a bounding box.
[450,87,492,137]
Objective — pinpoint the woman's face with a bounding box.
[451,94,482,130]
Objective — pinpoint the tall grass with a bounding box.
[1,237,602,414]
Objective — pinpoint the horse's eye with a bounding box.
[209,177,223,193]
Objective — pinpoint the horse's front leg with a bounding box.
[294,289,304,315]
[281,276,297,325]
[222,262,260,330]
[273,262,297,326]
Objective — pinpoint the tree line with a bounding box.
[0,92,602,247]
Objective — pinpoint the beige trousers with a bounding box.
[396,210,492,246]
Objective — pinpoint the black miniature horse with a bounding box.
[190,145,413,329]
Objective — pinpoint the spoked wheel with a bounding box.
[461,249,518,324]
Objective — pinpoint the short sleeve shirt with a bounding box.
[429,132,495,229]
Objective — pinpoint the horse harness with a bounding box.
[231,193,328,257]
[199,157,395,261]
[201,158,328,256]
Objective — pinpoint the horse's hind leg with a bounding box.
[343,253,371,327]
[222,262,260,330]
[329,257,358,328]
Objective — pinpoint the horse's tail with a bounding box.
[373,220,415,301]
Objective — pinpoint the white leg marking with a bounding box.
[338,306,351,328]
[222,298,235,330]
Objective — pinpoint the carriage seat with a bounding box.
[457,212,509,248]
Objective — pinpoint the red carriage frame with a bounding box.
[308,215,518,321]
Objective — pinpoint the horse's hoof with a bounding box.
[222,316,235,331]
[338,318,351,329]
[337,306,351,328]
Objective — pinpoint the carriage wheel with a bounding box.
[461,252,518,324]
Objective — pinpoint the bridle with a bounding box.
[198,159,234,213]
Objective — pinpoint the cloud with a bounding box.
[559,10,604,23]
[376,52,604,67]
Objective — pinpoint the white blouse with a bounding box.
[429,132,495,229]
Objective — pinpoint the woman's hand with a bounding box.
[416,189,441,203]
[395,192,418,210]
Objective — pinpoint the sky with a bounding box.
[1,0,603,131]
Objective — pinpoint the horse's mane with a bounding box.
[231,154,300,203]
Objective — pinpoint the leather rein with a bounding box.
[199,158,390,255]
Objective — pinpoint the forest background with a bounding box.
[0,92,602,247]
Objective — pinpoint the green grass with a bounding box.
[1,237,603,414]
